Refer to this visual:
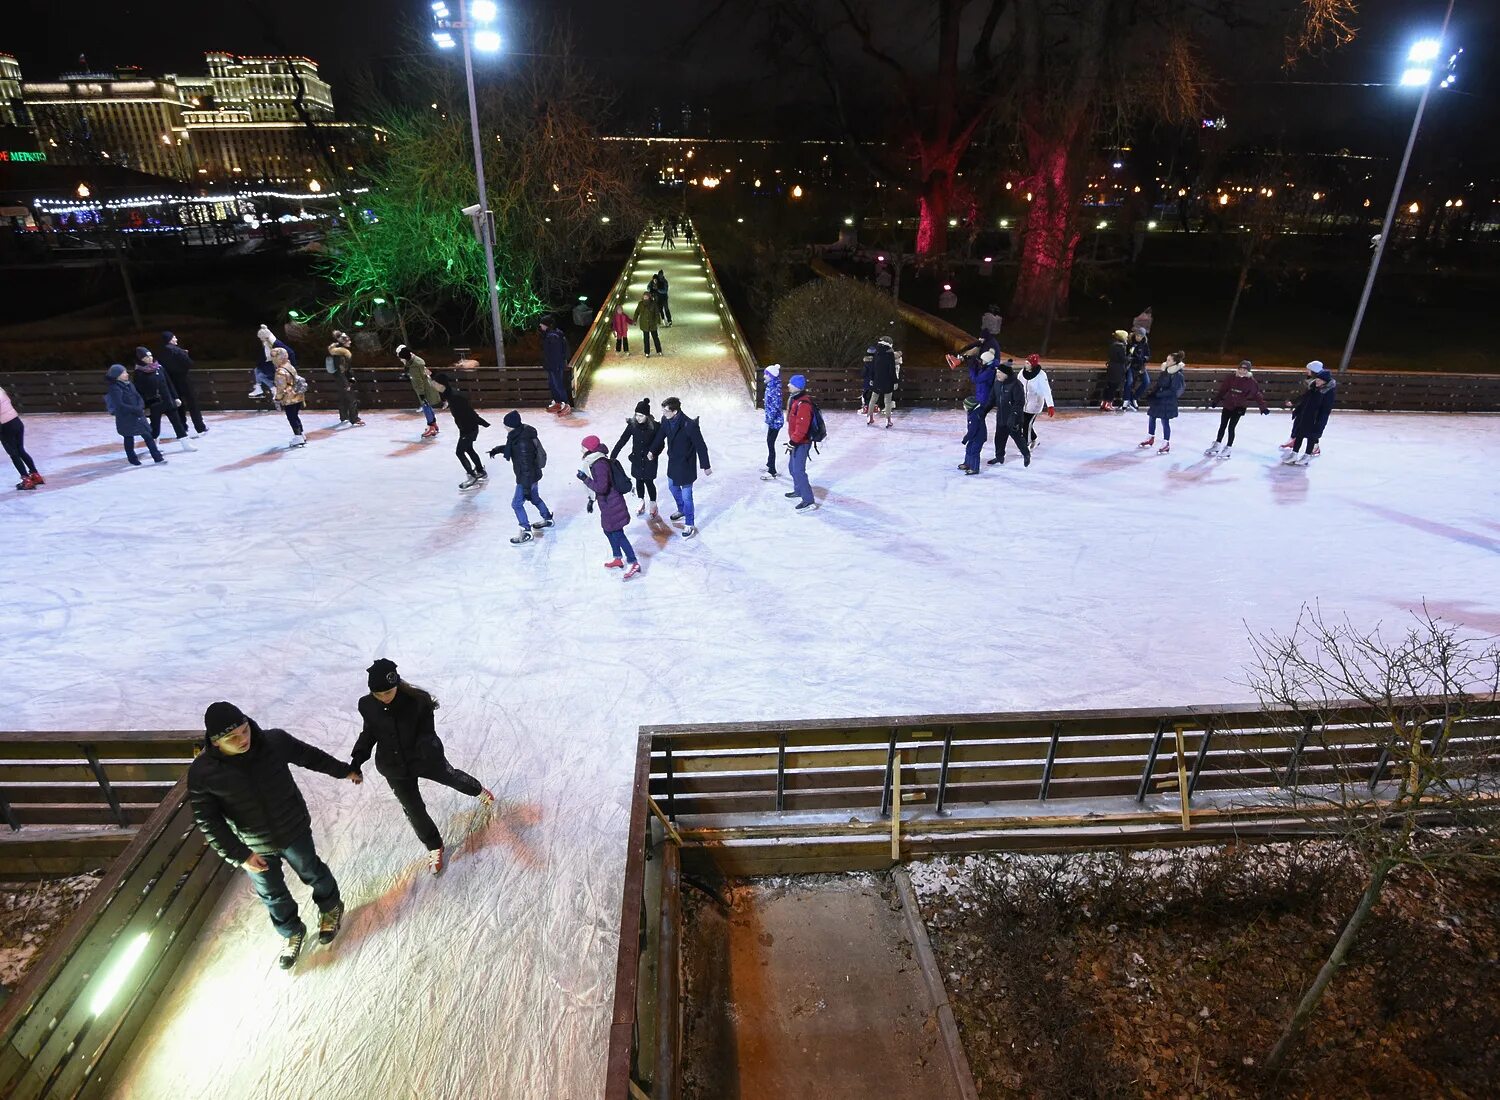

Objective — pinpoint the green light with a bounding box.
[372,297,387,305]
[288,310,302,320]
[354,320,365,327]
[91,932,151,1016]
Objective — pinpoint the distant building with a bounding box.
[13,51,380,184]
[0,53,24,128]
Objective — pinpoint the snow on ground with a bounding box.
[3,237,1498,1099]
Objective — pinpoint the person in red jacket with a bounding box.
[784,374,819,512]
[1204,360,1270,459]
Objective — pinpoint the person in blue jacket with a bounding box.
[1138,352,1186,454]
[539,316,573,416]
[649,396,712,538]
[761,364,785,480]
[104,364,166,466]
[959,396,985,475]
[1281,360,1338,465]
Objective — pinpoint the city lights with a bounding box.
[791,184,803,198]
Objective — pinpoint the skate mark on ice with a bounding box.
[1351,501,1500,556]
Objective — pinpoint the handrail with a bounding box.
[572,234,646,407]
[694,221,759,400]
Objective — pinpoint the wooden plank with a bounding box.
[0,784,174,805]
[892,868,980,1100]
[653,842,681,1100]
[6,805,158,828]
[605,732,655,1100]
[0,763,193,783]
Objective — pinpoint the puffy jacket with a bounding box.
[1291,374,1338,438]
[650,413,711,484]
[406,355,442,406]
[437,378,489,434]
[351,686,447,780]
[1212,373,1268,413]
[1147,365,1186,419]
[961,403,987,445]
[579,452,632,532]
[987,369,1026,432]
[1022,366,1054,414]
[1127,334,1151,371]
[104,378,150,436]
[327,343,354,379]
[763,370,784,430]
[188,721,350,864]
[1105,339,1128,382]
[633,295,661,333]
[612,417,660,481]
[967,359,997,405]
[611,310,630,338]
[787,393,815,445]
[541,328,571,374]
[869,346,899,392]
[497,423,546,484]
[132,363,178,410]
[274,362,305,406]
[158,342,195,383]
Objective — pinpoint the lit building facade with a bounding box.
[0,53,22,128]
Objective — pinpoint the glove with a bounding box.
[1046,407,1055,418]
[487,446,502,458]
[587,498,595,513]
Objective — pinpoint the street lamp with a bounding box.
[1339,10,1457,373]
[432,0,508,369]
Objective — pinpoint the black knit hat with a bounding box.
[503,410,522,429]
[134,346,152,363]
[161,330,176,343]
[635,398,651,415]
[367,658,399,692]
[204,701,246,738]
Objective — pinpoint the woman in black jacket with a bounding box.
[432,370,490,490]
[350,659,494,875]
[611,397,660,516]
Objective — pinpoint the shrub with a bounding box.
[766,278,898,375]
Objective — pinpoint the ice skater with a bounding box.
[133,347,191,447]
[865,336,900,428]
[1101,329,1129,411]
[1123,327,1151,412]
[431,370,489,490]
[980,304,1003,338]
[611,398,661,516]
[946,344,997,440]
[104,364,165,466]
[634,290,664,358]
[760,363,784,480]
[158,331,207,435]
[326,330,364,427]
[397,344,441,439]
[488,410,554,544]
[1,383,42,490]
[784,374,820,511]
[612,304,632,355]
[959,396,985,475]
[650,396,711,538]
[1138,351,1186,454]
[1020,354,1055,452]
[986,359,1031,467]
[351,659,496,877]
[190,701,356,968]
[578,436,642,580]
[1281,361,1338,465]
[1205,360,1269,458]
[539,316,573,416]
[270,347,308,448]
[252,324,295,402]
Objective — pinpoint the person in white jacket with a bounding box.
[1020,354,1056,451]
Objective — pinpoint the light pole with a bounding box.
[433,0,507,369]
[1338,5,1457,374]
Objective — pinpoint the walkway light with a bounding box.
[77,183,90,198]
[309,179,322,193]
[91,933,151,1016]
[843,217,854,225]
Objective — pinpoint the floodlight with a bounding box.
[471,0,497,21]
[474,30,501,52]
[1399,67,1432,86]
[432,31,456,49]
[1408,38,1440,64]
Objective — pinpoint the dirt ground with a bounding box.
[0,875,101,992]
[910,844,1500,1099]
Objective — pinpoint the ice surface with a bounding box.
[3,239,1498,1099]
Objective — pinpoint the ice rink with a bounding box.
[4,243,1498,1099]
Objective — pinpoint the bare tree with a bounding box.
[1242,605,1500,1076]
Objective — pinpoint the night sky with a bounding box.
[4,0,1496,158]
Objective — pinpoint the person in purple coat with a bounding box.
[577,435,641,580]
[1204,360,1270,458]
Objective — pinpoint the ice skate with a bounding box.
[428,847,445,875]
[680,525,697,538]
[963,467,979,475]
[475,468,488,482]
[1279,450,1300,465]
[17,475,37,490]
[759,470,778,481]
[795,500,819,512]
[478,788,496,809]
[248,384,266,398]
[177,437,195,452]
[636,500,647,515]
[278,931,305,970]
[546,401,560,414]
[188,428,201,438]
[1290,453,1311,466]
[558,404,572,417]
[1279,438,1295,450]
[510,529,534,544]
[351,418,365,427]
[152,455,167,464]
[421,424,439,440]
[784,491,799,498]
[317,903,343,946]
[531,518,554,530]
[1203,442,1221,457]
[884,418,893,429]
[289,434,307,449]
[866,413,875,426]
[669,511,684,521]
[1218,446,1232,459]
[604,558,624,569]
[1138,437,1155,449]
[987,456,1004,465]
[649,502,659,517]
[27,472,45,485]
[622,561,641,581]
[1158,442,1171,454]
[1308,445,1321,458]
[1099,401,1114,411]
[459,475,480,491]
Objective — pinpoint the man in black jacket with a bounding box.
[189,701,358,969]
[489,410,554,544]
[158,331,207,434]
[984,359,1032,467]
[649,396,711,538]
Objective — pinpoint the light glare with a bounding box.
[474,29,501,52]
[432,31,456,48]
[91,933,151,1016]
[1408,38,1440,64]
[1400,67,1431,86]
[471,0,498,21]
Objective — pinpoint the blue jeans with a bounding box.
[246,832,341,938]
[668,479,695,525]
[254,366,276,392]
[606,528,637,564]
[789,442,813,504]
[124,434,163,463]
[511,481,551,527]
[1148,415,1172,440]
[421,402,436,426]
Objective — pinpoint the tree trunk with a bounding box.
[1219,244,1255,355]
[1010,134,1082,319]
[916,169,952,256]
[1264,859,1392,1076]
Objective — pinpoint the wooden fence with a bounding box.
[696,226,760,398]
[0,778,234,1099]
[572,236,645,406]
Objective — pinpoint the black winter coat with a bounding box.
[494,423,545,484]
[132,366,178,410]
[1291,376,1338,438]
[158,343,195,385]
[650,414,711,485]
[351,686,448,780]
[188,722,350,864]
[1105,340,1128,384]
[869,346,899,392]
[442,386,490,434]
[541,329,571,375]
[987,371,1026,432]
[612,417,660,481]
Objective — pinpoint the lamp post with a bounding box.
[433,0,507,369]
[1338,5,1457,374]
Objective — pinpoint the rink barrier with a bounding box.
[697,227,761,398]
[572,233,646,406]
[0,777,234,1100]
[0,731,202,879]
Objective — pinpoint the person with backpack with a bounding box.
[611,304,632,356]
[1205,360,1269,458]
[488,410,554,543]
[633,290,664,358]
[539,316,573,416]
[649,396,711,537]
[397,344,441,439]
[104,363,165,466]
[271,346,308,449]
[1,384,43,490]
[431,370,490,490]
[326,330,364,428]
[578,436,642,580]
[784,374,821,512]
[251,324,295,401]
[1138,351,1186,454]
[1020,353,1056,452]
[864,336,900,428]
[611,398,660,516]
[158,331,208,435]
[350,659,496,877]
[958,396,985,475]
[985,359,1031,467]
[761,363,785,480]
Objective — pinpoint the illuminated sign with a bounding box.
[0,151,49,162]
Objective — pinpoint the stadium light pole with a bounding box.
[1338,4,1456,375]
[433,0,508,369]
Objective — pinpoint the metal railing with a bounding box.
[571,235,646,407]
[694,223,760,399]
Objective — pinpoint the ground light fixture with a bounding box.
[90,932,151,1016]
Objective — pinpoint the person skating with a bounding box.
[1,384,42,490]
[649,396,711,537]
[133,347,192,448]
[326,330,364,428]
[351,659,496,876]
[865,336,900,428]
[431,370,490,490]
[611,304,632,356]
[104,364,165,466]
[1101,329,1129,411]
[760,363,784,480]
[651,270,672,326]
[959,396,985,474]
[271,347,308,448]
[980,304,1003,338]
[252,324,295,401]
[578,436,642,580]
[488,410,554,543]
[397,344,441,439]
[946,344,998,441]
[1139,351,1186,454]
[158,331,208,434]
[985,359,1032,467]
[1281,361,1338,465]
[539,316,573,415]
[190,701,357,969]
[784,375,820,511]
[611,398,661,516]
[1205,360,1269,458]
[1020,354,1056,452]
[633,290,663,358]
[1123,327,1151,412]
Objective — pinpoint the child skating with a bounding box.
[959,396,985,474]
[1139,351,1186,454]
[1205,360,1269,458]
[578,435,641,580]
[1281,361,1338,465]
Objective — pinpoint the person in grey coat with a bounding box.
[104,364,165,465]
